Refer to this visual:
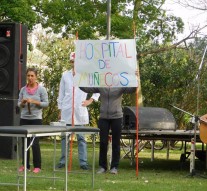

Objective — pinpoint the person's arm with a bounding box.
[18,87,27,108]
[82,97,94,107]
[91,93,100,102]
[79,87,99,93]
[26,98,40,106]
[81,93,100,107]
[57,74,65,110]
[39,86,49,107]
[122,87,136,94]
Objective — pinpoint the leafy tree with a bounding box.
[27,34,75,124]
[2,0,205,128]
[176,0,207,11]
[187,37,207,116]
[0,0,39,30]
[140,44,198,128]
[138,36,207,129]
[134,0,184,53]
[0,1,185,43]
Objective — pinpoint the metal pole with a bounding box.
[106,0,111,171]
[106,0,111,40]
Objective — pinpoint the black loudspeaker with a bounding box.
[0,23,27,159]
[123,106,177,131]
[0,99,20,126]
[0,137,19,159]
[0,22,27,99]
[0,99,21,159]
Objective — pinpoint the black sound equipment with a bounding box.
[0,23,27,159]
[0,99,21,159]
[0,99,20,126]
[0,135,19,159]
[0,22,27,99]
[123,106,177,131]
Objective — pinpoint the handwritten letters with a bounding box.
[74,40,138,87]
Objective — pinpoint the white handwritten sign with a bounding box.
[74,39,138,87]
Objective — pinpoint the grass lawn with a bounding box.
[0,139,207,191]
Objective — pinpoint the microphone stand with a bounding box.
[170,105,207,178]
[195,44,207,116]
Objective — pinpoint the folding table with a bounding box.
[0,125,99,191]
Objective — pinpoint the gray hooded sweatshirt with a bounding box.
[80,87,136,119]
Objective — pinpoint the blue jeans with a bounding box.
[59,134,88,167]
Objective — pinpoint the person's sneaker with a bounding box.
[33,168,41,173]
[18,166,25,172]
[80,165,90,170]
[97,167,106,174]
[110,167,118,174]
[18,166,30,172]
[56,163,65,169]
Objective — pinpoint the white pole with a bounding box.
[106,0,111,40]
[190,138,195,174]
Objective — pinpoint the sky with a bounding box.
[164,0,207,39]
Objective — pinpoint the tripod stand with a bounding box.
[170,105,207,178]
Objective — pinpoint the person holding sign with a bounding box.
[76,39,138,174]
[80,85,137,174]
[56,52,100,170]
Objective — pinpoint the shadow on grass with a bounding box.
[119,156,207,177]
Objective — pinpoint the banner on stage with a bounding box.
[74,39,138,87]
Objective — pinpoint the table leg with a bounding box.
[23,137,27,191]
[92,135,95,188]
[167,141,170,159]
[205,144,207,169]
[151,140,154,162]
[53,136,57,186]
[17,137,20,191]
[65,134,68,191]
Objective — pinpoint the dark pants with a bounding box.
[20,119,42,169]
[98,118,122,170]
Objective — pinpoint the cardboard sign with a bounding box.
[74,39,138,87]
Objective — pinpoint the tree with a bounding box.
[139,37,207,128]
[172,0,207,39]
[2,0,205,128]
[27,33,75,124]
[176,0,207,11]
[0,0,39,30]
[0,1,185,42]
[187,37,207,116]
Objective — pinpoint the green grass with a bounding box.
[0,140,207,191]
